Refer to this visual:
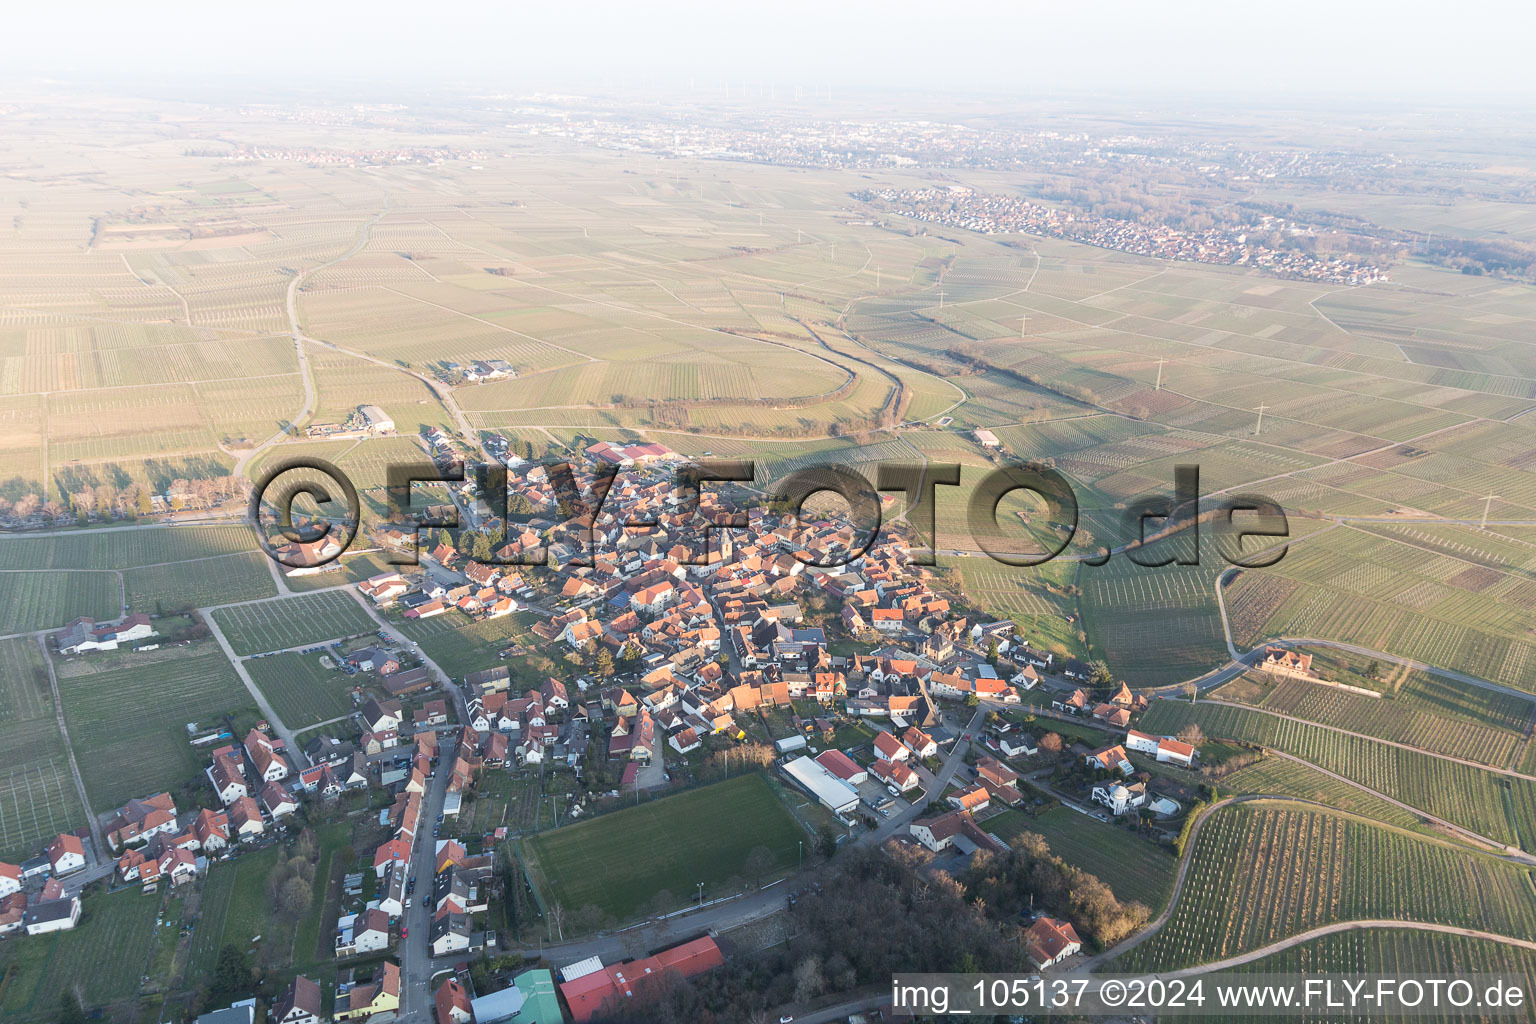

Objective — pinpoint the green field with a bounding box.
[394,609,540,680]
[0,570,118,633]
[1162,928,1536,1024]
[0,638,85,859]
[245,651,358,729]
[1142,699,1536,850]
[55,642,257,809]
[0,887,164,1022]
[186,846,282,975]
[1119,802,1536,972]
[1218,674,1527,768]
[123,550,276,613]
[1219,755,1427,832]
[211,590,376,655]
[524,773,805,922]
[986,805,1176,910]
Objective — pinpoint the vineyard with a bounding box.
[1141,700,1536,850]
[1226,676,1527,768]
[1162,929,1536,1024]
[210,589,376,656]
[1218,756,1425,833]
[1119,802,1536,972]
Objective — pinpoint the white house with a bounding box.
[1091,781,1148,817]
[46,834,86,876]
[24,896,80,935]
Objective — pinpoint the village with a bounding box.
[0,436,1246,1024]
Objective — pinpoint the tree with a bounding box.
[793,955,825,1003]
[1089,660,1113,686]
[817,825,839,859]
[209,944,252,1006]
[1175,723,1205,748]
[59,988,86,1024]
[1039,732,1064,754]
[276,874,314,920]
[595,648,614,677]
[987,638,999,663]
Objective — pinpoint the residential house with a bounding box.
[335,963,401,1022]
[272,976,324,1024]
[1024,917,1082,969]
[46,834,86,875]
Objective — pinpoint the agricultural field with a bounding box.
[1142,700,1536,851]
[1218,755,1431,834]
[54,642,257,810]
[0,888,164,1023]
[985,805,1176,910]
[1163,929,1536,1024]
[1220,525,1536,691]
[210,589,376,655]
[122,549,277,613]
[522,773,805,923]
[0,637,85,859]
[1119,802,1536,972]
[244,650,358,730]
[0,523,259,570]
[0,569,118,633]
[392,609,541,680]
[1079,534,1228,685]
[1216,674,1529,768]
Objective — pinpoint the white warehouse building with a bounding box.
[359,405,395,433]
[781,755,859,816]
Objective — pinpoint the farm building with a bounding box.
[360,405,395,433]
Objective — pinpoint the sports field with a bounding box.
[523,773,805,922]
[211,589,376,655]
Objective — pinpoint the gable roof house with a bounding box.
[46,833,86,875]
[1024,916,1082,969]
[272,976,324,1024]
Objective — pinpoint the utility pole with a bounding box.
[797,228,802,243]
[1155,358,1166,391]
[696,882,704,906]
[829,243,834,261]
[1020,315,1027,340]
[798,840,803,869]
[1254,403,1268,436]
[938,286,944,308]
[1481,494,1499,530]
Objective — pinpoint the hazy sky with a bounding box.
[11,1,1535,102]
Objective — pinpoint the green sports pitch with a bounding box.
[523,773,806,922]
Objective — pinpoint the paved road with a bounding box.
[202,608,310,770]
[1162,919,1536,977]
[863,703,988,846]
[234,196,391,481]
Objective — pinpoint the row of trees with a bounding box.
[0,474,249,525]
